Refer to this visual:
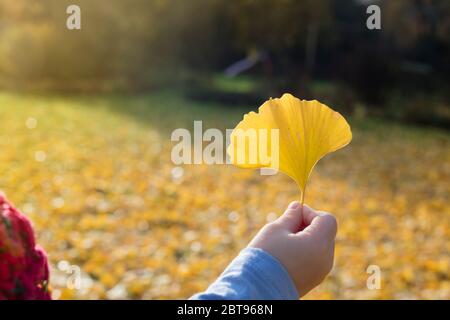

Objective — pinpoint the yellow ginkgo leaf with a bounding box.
[227,93,352,203]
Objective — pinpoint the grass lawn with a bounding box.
[0,90,448,299]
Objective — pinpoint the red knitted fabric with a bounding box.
[0,193,51,300]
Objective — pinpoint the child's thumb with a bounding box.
[275,201,302,233]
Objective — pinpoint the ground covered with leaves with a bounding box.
[0,91,448,299]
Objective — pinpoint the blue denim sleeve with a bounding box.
[190,247,298,300]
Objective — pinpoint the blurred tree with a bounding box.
[0,0,448,122]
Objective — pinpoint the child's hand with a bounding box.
[248,201,337,297]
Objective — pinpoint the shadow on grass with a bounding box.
[72,88,253,133]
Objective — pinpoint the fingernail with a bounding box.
[288,201,300,209]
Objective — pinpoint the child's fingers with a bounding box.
[274,201,302,233]
[301,204,319,226]
[302,212,338,242]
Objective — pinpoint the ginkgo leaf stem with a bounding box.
[300,188,306,225]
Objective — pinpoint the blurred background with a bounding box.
[0,0,448,299]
